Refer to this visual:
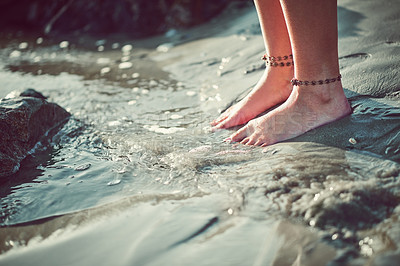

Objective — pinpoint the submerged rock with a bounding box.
[0,89,70,178]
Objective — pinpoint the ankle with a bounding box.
[293,50,340,77]
[294,82,351,121]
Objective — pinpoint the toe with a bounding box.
[211,113,228,126]
[245,137,258,146]
[223,137,232,143]
[211,125,221,132]
[214,112,249,129]
[214,116,237,129]
[211,106,234,126]
[240,137,250,145]
[211,115,234,131]
[231,126,249,142]
[254,139,265,146]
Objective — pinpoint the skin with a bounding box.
[212,0,352,146]
[211,0,293,129]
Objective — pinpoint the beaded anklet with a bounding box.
[291,74,342,86]
[262,54,294,67]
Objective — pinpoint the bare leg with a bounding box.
[228,0,352,146]
[211,0,293,129]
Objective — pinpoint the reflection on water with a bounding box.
[0,35,399,265]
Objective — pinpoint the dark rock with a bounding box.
[19,88,47,99]
[0,0,246,38]
[0,89,70,178]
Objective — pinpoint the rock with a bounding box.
[0,89,70,178]
[0,0,243,38]
[19,88,47,99]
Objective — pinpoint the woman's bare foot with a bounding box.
[211,66,293,129]
[225,81,352,146]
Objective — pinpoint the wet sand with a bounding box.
[0,0,400,265]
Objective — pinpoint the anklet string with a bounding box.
[262,54,293,61]
[262,54,293,67]
[291,74,342,86]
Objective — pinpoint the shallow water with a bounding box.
[1,6,400,265]
[0,36,209,225]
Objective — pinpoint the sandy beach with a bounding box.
[0,0,399,265]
